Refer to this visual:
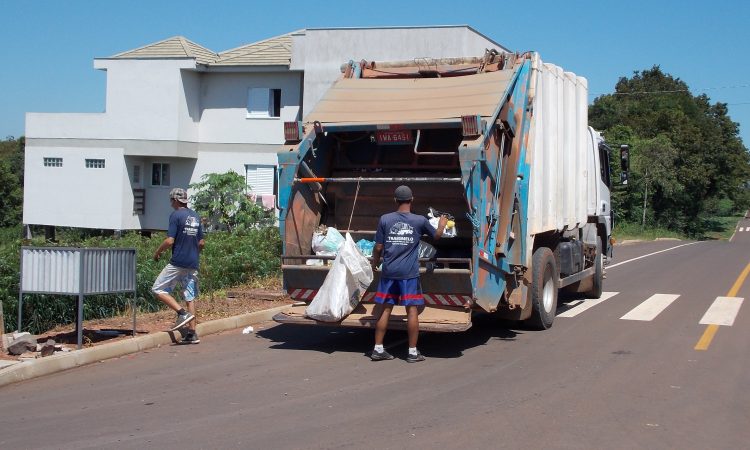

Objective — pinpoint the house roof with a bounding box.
[212,32,296,66]
[112,36,219,65]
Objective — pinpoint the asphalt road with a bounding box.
[1,227,749,449]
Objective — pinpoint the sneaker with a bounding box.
[406,352,426,363]
[370,349,395,361]
[179,332,200,345]
[170,312,195,331]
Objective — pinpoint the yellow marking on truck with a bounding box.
[694,262,750,350]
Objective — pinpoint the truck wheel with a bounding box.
[586,237,603,299]
[527,247,558,330]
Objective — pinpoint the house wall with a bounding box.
[292,26,508,118]
[26,59,198,141]
[23,146,126,229]
[23,27,508,231]
[198,71,301,144]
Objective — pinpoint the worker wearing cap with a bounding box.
[370,185,447,362]
[152,188,205,344]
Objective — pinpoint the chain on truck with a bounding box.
[273,49,616,332]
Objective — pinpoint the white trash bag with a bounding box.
[305,233,374,322]
[311,226,345,254]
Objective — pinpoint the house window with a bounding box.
[85,158,105,169]
[151,163,170,186]
[133,165,141,183]
[245,164,276,208]
[247,88,281,118]
[43,157,63,167]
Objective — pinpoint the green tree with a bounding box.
[590,66,749,236]
[189,171,275,231]
[0,137,24,227]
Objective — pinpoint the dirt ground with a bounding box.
[1,286,292,361]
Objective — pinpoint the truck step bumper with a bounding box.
[273,303,472,333]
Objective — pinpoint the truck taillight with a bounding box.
[461,115,482,137]
[284,121,303,142]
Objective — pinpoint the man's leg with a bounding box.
[185,300,197,331]
[152,265,181,312]
[154,292,181,312]
[152,265,194,331]
[183,273,199,331]
[406,305,419,348]
[374,303,392,346]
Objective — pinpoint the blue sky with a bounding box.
[1,0,748,145]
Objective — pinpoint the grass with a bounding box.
[613,215,743,242]
[702,215,744,240]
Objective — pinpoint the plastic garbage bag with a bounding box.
[356,239,375,257]
[428,207,457,238]
[418,241,437,259]
[306,233,374,322]
[312,226,345,254]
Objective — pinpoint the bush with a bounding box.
[0,226,281,334]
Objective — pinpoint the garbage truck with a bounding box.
[273,50,613,332]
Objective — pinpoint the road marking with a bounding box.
[699,297,744,326]
[557,292,619,317]
[741,227,745,232]
[607,242,701,269]
[695,262,750,351]
[620,294,680,321]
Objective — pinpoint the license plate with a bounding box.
[375,130,413,145]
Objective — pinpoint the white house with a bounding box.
[24,26,507,231]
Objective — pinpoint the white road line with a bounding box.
[699,296,744,326]
[607,242,701,269]
[620,294,680,321]
[557,292,619,318]
[740,227,745,232]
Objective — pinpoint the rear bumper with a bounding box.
[273,303,472,333]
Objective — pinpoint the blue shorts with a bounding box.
[152,264,199,301]
[374,277,424,306]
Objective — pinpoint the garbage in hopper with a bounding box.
[305,233,374,322]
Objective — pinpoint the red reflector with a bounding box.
[461,115,481,137]
[284,122,303,141]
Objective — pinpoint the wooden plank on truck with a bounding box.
[273,304,471,333]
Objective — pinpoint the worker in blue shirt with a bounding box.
[370,185,447,362]
[152,188,205,344]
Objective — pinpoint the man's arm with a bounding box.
[371,243,384,272]
[153,237,175,261]
[433,215,448,240]
[198,239,205,252]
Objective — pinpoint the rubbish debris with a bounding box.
[7,334,37,356]
[356,239,375,257]
[306,233,374,322]
[312,225,345,254]
[428,207,457,238]
[418,241,437,259]
[242,326,254,334]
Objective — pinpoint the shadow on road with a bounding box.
[257,313,522,359]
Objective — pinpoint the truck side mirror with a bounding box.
[620,145,630,185]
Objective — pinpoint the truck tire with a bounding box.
[585,237,603,299]
[527,247,558,330]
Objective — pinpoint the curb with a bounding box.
[0,304,292,389]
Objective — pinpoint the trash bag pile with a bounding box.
[305,233,374,322]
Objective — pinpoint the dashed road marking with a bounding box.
[556,292,619,318]
[620,294,680,321]
[699,296,744,326]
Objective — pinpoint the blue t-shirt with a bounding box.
[375,212,436,280]
[167,207,204,270]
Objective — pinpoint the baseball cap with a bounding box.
[394,185,413,201]
[169,188,189,204]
